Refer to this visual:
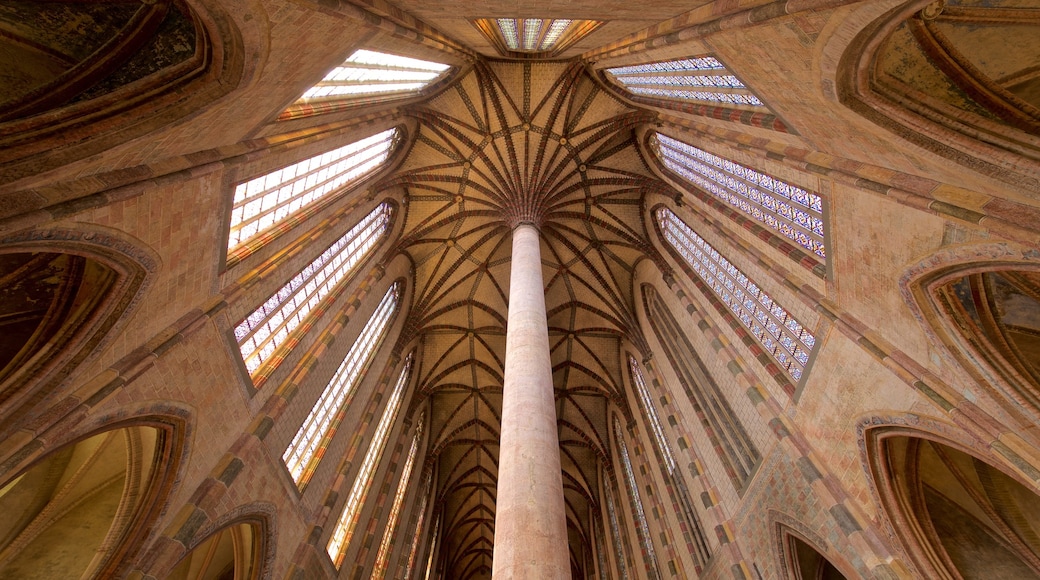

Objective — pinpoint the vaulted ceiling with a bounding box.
[381,61,673,577]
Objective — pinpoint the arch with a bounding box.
[903,245,1040,423]
[0,231,153,428]
[0,0,245,181]
[166,518,267,580]
[772,516,852,580]
[0,417,183,579]
[865,423,1040,579]
[838,0,1040,187]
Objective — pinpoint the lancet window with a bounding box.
[605,57,765,108]
[643,285,760,488]
[325,350,413,566]
[472,18,602,56]
[614,417,662,580]
[654,133,826,261]
[402,471,433,579]
[296,50,450,102]
[283,285,403,488]
[234,203,392,378]
[605,479,630,580]
[629,356,712,568]
[657,208,816,381]
[227,129,398,252]
[373,413,425,577]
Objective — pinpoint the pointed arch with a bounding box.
[837,0,1040,187]
[902,243,1040,423]
[0,230,154,429]
[166,515,269,580]
[0,415,185,578]
[866,422,1040,579]
[0,0,245,181]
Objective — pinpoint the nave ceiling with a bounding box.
[379,60,674,576]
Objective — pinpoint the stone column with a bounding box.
[492,223,571,579]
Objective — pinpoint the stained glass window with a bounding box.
[614,417,662,580]
[629,356,712,568]
[606,57,766,108]
[473,18,601,55]
[403,472,433,579]
[658,208,816,381]
[604,484,630,580]
[234,203,391,377]
[284,284,403,488]
[654,133,826,260]
[373,413,425,577]
[423,514,440,580]
[228,129,398,252]
[297,50,450,101]
[325,351,413,566]
[629,357,676,472]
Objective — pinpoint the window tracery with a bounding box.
[606,57,765,108]
[227,129,398,252]
[234,203,392,379]
[283,284,403,488]
[325,349,413,565]
[296,51,450,102]
[472,18,602,57]
[657,208,816,382]
[654,133,826,261]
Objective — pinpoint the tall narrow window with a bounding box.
[284,285,403,487]
[614,417,661,580]
[296,51,450,102]
[373,413,426,576]
[654,133,826,260]
[326,351,413,566]
[643,285,760,488]
[657,208,817,381]
[606,57,765,108]
[403,472,433,579]
[604,482,630,580]
[629,356,711,568]
[228,129,399,252]
[472,18,602,57]
[235,203,392,378]
[423,514,440,580]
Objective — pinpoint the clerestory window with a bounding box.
[227,128,399,254]
[605,56,766,109]
[283,283,403,488]
[281,51,451,119]
[373,412,425,577]
[472,18,602,57]
[234,203,392,380]
[654,133,826,261]
[325,350,413,565]
[614,416,662,580]
[657,208,816,382]
[628,356,712,568]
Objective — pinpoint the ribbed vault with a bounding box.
[381,60,674,578]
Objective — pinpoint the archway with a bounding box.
[839,0,1040,184]
[0,423,176,578]
[166,521,264,580]
[869,429,1040,579]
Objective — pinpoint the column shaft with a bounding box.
[492,224,570,578]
